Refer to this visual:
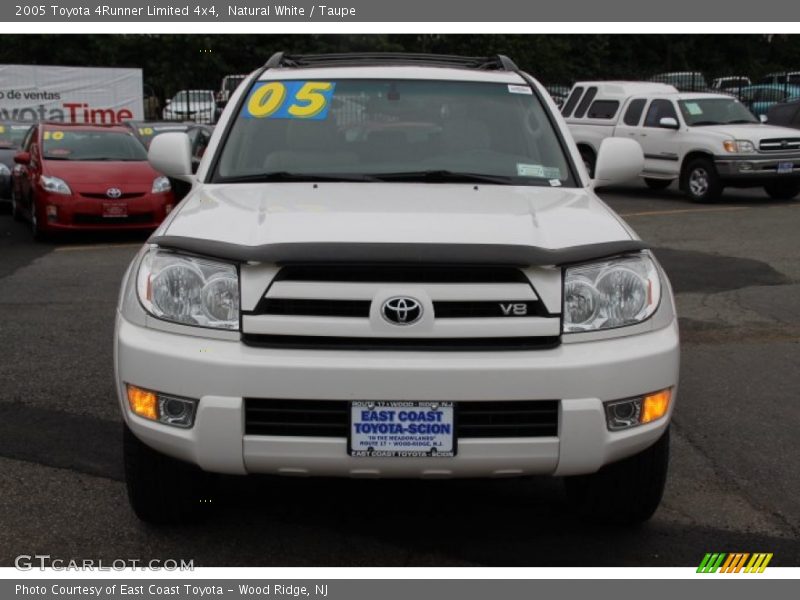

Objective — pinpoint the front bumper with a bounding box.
[715,154,800,180]
[115,314,680,479]
[36,190,173,232]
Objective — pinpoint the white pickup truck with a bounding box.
[565,82,800,202]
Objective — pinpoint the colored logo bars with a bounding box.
[697,553,773,573]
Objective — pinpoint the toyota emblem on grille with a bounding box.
[781,140,789,148]
[106,188,122,199]
[382,296,423,325]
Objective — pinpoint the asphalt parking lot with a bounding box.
[0,183,799,567]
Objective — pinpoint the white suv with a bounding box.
[115,53,679,525]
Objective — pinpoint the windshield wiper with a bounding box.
[373,170,515,185]
[691,120,724,126]
[219,171,382,183]
[725,119,758,124]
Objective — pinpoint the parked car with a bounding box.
[117,52,679,526]
[738,84,800,116]
[123,120,213,164]
[650,71,709,91]
[759,72,800,85]
[0,121,32,202]
[711,76,751,93]
[11,122,175,239]
[216,74,247,106]
[766,99,800,129]
[566,81,800,201]
[162,90,217,124]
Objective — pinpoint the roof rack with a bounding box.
[264,52,519,72]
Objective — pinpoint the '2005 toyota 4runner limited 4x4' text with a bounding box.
[115,53,679,525]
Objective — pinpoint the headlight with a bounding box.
[136,247,240,330]
[563,254,661,333]
[0,163,10,176]
[152,175,171,193]
[723,139,755,153]
[40,175,71,195]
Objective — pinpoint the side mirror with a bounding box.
[759,114,768,123]
[13,151,31,165]
[593,137,644,187]
[148,132,194,183]
[659,117,680,129]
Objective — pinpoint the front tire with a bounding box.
[682,158,722,203]
[123,424,216,525]
[764,181,800,200]
[564,427,670,525]
[644,178,673,190]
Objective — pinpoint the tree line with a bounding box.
[1,34,798,99]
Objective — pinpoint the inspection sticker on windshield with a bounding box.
[685,102,703,115]
[349,401,455,457]
[244,80,336,120]
[508,84,532,95]
[517,163,561,179]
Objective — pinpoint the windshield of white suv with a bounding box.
[214,79,575,186]
[678,98,759,126]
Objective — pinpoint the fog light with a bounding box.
[604,388,672,431]
[738,162,753,172]
[46,205,58,221]
[126,384,197,428]
[605,398,643,431]
[127,384,158,421]
[158,395,197,428]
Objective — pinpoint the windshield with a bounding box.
[42,129,148,161]
[214,79,574,186]
[0,124,31,149]
[172,91,212,103]
[678,98,758,126]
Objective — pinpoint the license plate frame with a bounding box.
[777,161,794,174]
[102,202,128,218]
[349,401,456,458]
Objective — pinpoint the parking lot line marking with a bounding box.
[619,206,750,217]
[54,243,142,252]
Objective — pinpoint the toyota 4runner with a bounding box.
[115,53,680,525]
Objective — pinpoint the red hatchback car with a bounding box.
[11,122,175,239]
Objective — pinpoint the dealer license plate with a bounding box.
[349,401,455,457]
[102,202,128,218]
[777,162,794,174]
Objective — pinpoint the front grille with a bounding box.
[72,212,154,225]
[241,334,560,351]
[80,192,145,200]
[260,298,371,317]
[243,263,561,350]
[256,298,550,319]
[274,264,530,283]
[244,399,559,438]
[759,138,800,152]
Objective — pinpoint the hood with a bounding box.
[161,183,635,252]
[44,160,161,189]
[698,123,800,140]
